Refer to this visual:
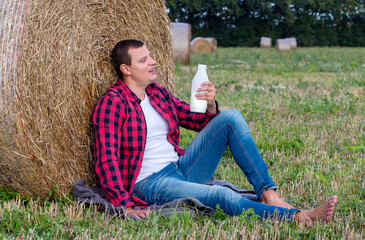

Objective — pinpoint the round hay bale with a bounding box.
[275,39,291,52]
[171,22,191,65]
[0,0,174,198]
[191,37,211,54]
[287,37,297,50]
[260,37,272,48]
[205,37,218,52]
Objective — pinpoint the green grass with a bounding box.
[1,47,364,239]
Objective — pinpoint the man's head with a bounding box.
[111,39,144,80]
[110,39,157,87]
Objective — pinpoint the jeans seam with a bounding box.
[174,162,185,179]
[183,124,227,178]
[230,124,266,188]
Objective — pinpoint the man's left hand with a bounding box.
[195,81,217,114]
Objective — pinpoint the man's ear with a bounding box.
[120,64,131,76]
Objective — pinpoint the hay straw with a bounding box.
[260,37,271,48]
[191,37,211,54]
[0,0,174,198]
[275,39,291,52]
[205,37,217,52]
[171,22,191,65]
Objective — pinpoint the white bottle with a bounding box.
[190,64,209,113]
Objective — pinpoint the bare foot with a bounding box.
[295,195,337,227]
[261,190,295,209]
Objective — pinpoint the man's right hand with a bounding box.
[126,207,152,220]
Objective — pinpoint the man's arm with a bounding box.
[168,81,219,131]
[92,95,152,219]
[93,95,135,208]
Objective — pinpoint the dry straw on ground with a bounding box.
[276,38,291,52]
[205,37,217,52]
[0,0,174,198]
[191,37,211,54]
[171,22,191,65]
[260,37,272,48]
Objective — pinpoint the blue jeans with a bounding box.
[132,109,300,220]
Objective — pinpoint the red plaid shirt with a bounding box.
[91,79,218,208]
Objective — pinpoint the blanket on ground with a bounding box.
[72,179,258,220]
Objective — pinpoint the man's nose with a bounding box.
[149,57,156,65]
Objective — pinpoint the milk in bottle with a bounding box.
[190,64,209,113]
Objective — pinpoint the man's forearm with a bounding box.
[207,100,218,114]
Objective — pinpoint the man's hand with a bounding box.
[195,81,217,114]
[126,207,152,220]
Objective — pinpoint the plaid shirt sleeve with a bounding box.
[168,91,219,131]
[92,94,135,208]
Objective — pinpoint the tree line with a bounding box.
[166,0,365,47]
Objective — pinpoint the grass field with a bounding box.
[0,47,364,239]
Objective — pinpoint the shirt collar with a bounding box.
[115,79,141,103]
[115,79,158,103]
[145,82,157,97]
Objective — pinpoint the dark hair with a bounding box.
[110,39,144,80]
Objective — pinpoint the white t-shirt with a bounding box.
[135,92,179,183]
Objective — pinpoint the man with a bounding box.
[91,39,337,226]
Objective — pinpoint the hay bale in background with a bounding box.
[205,37,218,52]
[171,22,191,65]
[287,37,297,50]
[275,39,291,52]
[191,37,211,54]
[0,0,174,198]
[260,37,272,48]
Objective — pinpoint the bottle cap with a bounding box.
[198,64,207,69]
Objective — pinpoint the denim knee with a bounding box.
[220,109,249,133]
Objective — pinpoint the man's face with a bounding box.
[124,45,157,85]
